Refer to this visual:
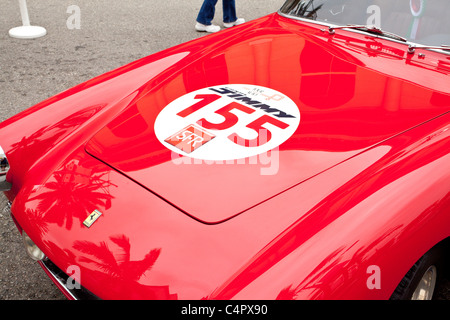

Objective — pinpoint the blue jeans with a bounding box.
[196,0,237,25]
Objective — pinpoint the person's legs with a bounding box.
[222,0,237,23]
[222,0,245,27]
[197,0,219,25]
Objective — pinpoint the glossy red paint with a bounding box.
[1,12,449,299]
[85,17,450,223]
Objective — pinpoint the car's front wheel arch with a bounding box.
[390,239,449,300]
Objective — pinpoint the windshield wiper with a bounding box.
[407,44,450,54]
[321,24,408,42]
[320,24,450,55]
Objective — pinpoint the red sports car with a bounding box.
[1,0,449,300]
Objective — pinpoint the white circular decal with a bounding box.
[154,84,300,161]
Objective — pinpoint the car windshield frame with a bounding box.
[278,0,450,54]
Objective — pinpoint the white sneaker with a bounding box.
[195,22,221,33]
[223,18,245,28]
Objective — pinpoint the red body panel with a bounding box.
[1,13,449,299]
[85,20,450,222]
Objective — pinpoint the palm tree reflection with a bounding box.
[28,159,115,230]
[73,235,177,299]
[74,235,160,282]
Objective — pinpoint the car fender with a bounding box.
[207,112,450,299]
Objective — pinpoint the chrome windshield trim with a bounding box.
[278,10,334,29]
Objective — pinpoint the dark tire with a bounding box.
[390,245,445,300]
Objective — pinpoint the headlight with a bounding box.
[0,145,12,191]
[22,230,45,261]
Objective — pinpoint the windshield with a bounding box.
[280,0,450,46]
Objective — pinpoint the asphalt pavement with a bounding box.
[0,0,448,300]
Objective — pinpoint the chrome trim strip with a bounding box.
[40,259,77,300]
[0,145,11,191]
[40,258,99,300]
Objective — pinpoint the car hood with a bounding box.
[85,14,450,224]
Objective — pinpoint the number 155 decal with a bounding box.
[154,84,300,161]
